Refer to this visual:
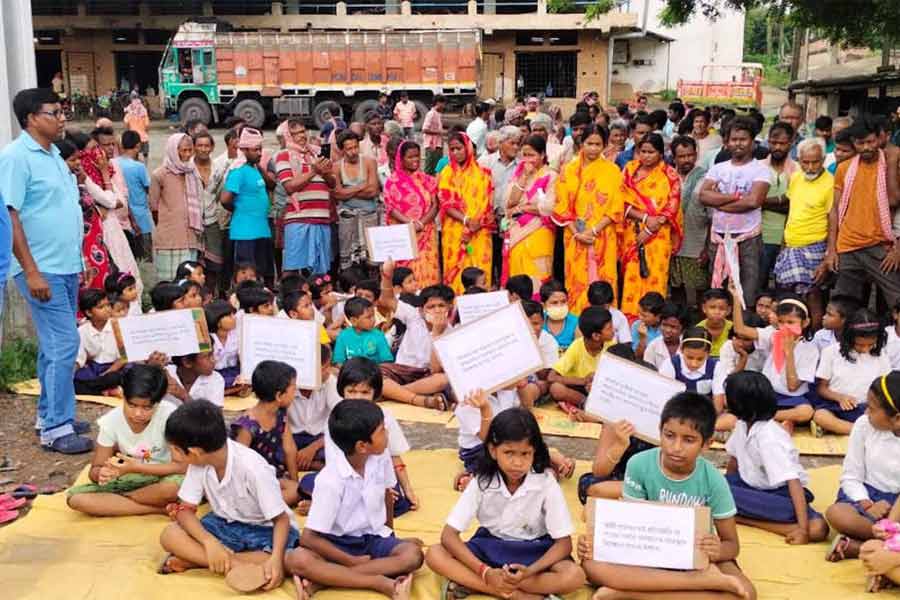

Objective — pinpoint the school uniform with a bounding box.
[455,389,520,472]
[127,300,143,316]
[447,470,574,568]
[288,374,339,459]
[538,329,560,367]
[668,354,717,396]
[163,365,225,407]
[610,308,632,345]
[725,420,821,522]
[380,300,448,385]
[885,326,900,370]
[755,327,819,409]
[304,433,403,559]
[812,328,838,353]
[644,337,676,378]
[211,331,240,387]
[711,340,766,397]
[836,415,900,520]
[815,345,891,423]
[74,320,124,395]
[178,439,300,552]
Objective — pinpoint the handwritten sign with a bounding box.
[433,302,543,399]
[240,314,321,390]
[365,223,418,262]
[723,233,746,309]
[587,498,710,570]
[112,309,210,361]
[456,290,510,325]
[584,353,685,445]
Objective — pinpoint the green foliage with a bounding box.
[745,53,790,88]
[0,337,37,392]
[658,89,678,101]
[547,0,616,17]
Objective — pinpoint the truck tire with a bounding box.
[312,100,343,130]
[353,99,380,124]
[179,97,212,126]
[412,100,429,130]
[233,98,266,129]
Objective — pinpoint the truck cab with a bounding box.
[160,21,221,124]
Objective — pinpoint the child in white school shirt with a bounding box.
[74,289,128,396]
[159,400,299,593]
[284,399,423,600]
[163,351,225,408]
[426,407,585,599]
[289,345,340,477]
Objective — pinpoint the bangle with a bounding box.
[479,563,490,582]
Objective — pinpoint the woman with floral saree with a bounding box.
[438,132,495,294]
[383,140,441,287]
[620,133,683,318]
[552,124,624,315]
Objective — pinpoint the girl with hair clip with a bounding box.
[813,309,891,436]
[731,285,819,434]
[661,326,718,397]
[174,260,205,287]
[827,372,900,564]
[105,271,142,316]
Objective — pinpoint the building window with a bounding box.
[112,30,140,45]
[515,51,577,98]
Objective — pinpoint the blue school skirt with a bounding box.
[459,444,484,474]
[74,361,114,382]
[775,391,814,409]
[813,397,867,424]
[298,472,413,518]
[292,432,326,463]
[835,483,899,521]
[725,472,822,523]
[318,531,402,559]
[465,528,555,568]
[217,365,240,388]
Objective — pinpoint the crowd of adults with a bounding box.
[2,85,900,454]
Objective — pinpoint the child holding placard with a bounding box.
[712,311,767,432]
[163,352,225,408]
[724,371,828,544]
[232,360,300,507]
[204,300,241,390]
[578,392,755,600]
[521,300,558,402]
[427,408,585,599]
[281,290,333,346]
[74,289,127,396]
[548,307,614,414]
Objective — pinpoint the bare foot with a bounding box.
[705,564,750,599]
[297,500,311,516]
[293,575,321,599]
[392,575,413,600]
[373,576,397,597]
[158,553,193,574]
[592,587,623,600]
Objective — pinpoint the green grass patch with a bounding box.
[0,337,38,392]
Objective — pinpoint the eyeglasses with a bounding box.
[37,109,65,119]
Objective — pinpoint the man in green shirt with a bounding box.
[760,122,798,286]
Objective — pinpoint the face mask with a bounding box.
[546,306,568,320]
[804,170,823,181]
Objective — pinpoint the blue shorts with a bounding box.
[318,532,402,559]
[835,483,899,521]
[459,444,483,473]
[465,527,555,568]
[200,513,300,553]
[726,472,822,523]
[813,398,867,423]
[292,432,326,463]
[775,391,814,409]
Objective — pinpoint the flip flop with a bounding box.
[0,495,27,511]
[826,534,851,562]
[11,485,37,500]
[225,562,268,593]
[0,509,19,524]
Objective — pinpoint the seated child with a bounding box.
[175,260,206,288]
[631,291,665,359]
[754,290,775,326]
[461,266,487,291]
[826,372,900,563]
[281,289,333,345]
[661,326,718,397]
[732,287,818,431]
[426,408,585,599]
[541,279,580,351]
[454,386,523,490]
[204,300,241,390]
[392,266,419,302]
[888,300,900,369]
[67,364,184,516]
[163,352,225,407]
[159,400,300,591]
[109,293,131,318]
[548,307,614,413]
[229,262,259,309]
[238,285,276,317]
[178,279,204,309]
[814,309,891,436]
[642,302,687,377]
[288,345,338,476]
[697,288,733,358]
[333,297,394,365]
[150,282,187,312]
[713,311,767,431]
[724,371,828,544]
[376,259,450,410]
[521,299,559,404]
[284,399,423,600]
[231,360,300,506]
[588,280,632,345]
[74,289,127,396]
[505,273,534,303]
[813,295,857,352]
[578,410,655,503]
[105,271,142,316]
[578,392,756,600]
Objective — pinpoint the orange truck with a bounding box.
[159,19,481,129]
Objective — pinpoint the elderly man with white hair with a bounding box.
[479,125,522,280]
[773,137,833,320]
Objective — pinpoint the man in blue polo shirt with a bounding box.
[0,88,90,454]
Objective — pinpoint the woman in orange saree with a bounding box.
[383,140,441,287]
[552,124,624,315]
[438,132,495,294]
[620,133,683,318]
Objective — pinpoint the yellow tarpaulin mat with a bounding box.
[713,427,849,457]
[0,450,884,599]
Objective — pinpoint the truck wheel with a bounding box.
[234,98,266,129]
[412,100,430,130]
[179,97,212,126]
[312,100,343,130]
[353,99,380,124]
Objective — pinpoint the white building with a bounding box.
[609,0,745,98]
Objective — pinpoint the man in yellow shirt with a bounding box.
[548,307,615,413]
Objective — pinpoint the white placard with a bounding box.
[723,233,746,309]
[433,302,543,399]
[240,314,322,390]
[589,498,709,570]
[365,223,418,262]
[584,353,686,444]
[456,290,510,324]
[113,309,207,361]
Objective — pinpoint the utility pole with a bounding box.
[0,1,37,147]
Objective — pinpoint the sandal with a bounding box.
[810,421,825,439]
[440,579,471,599]
[415,393,449,412]
[826,534,851,562]
[0,495,27,511]
[0,509,19,524]
[11,485,37,500]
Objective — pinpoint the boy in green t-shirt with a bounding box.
[333,297,394,365]
[578,392,756,600]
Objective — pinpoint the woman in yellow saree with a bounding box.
[620,133,683,318]
[502,135,557,289]
[552,124,624,315]
[438,132,495,294]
